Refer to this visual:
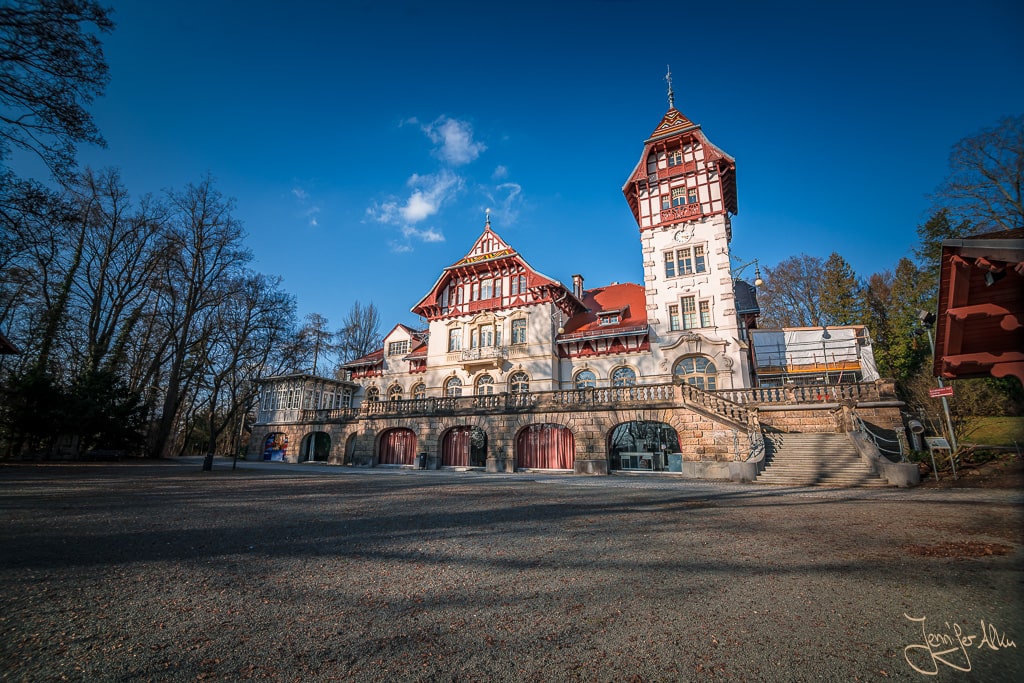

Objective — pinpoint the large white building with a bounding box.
[251,87,900,477]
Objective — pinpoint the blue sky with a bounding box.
[15,0,1024,332]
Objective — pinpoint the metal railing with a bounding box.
[852,412,905,462]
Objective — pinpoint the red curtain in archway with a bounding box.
[379,429,417,465]
[442,427,471,467]
[516,424,575,469]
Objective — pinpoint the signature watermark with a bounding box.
[904,613,1017,675]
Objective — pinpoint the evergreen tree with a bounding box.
[819,252,863,326]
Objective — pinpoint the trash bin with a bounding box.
[418,452,427,470]
[668,453,683,472]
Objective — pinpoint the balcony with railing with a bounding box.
[460,345,509,370]
[657,203,702,225]
[264,381,892,428]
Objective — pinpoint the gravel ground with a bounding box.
[1,459,1021,682]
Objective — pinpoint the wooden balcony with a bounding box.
[657,203,702,225]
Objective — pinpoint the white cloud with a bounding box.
[421,116,486,166]
[398,170,462,224]
[492,165,509,180]
[389,241,414,253]
[483,182,523,226]
[402,225,445,243]
[291,185,321,227]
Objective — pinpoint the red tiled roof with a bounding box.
[344,348,384,367]
[404,340,428,358]
[560,283,648,339]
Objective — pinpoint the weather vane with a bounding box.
[665,64,675,109]
[485,207,491,228]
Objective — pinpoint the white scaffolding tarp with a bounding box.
[751,327,879,382]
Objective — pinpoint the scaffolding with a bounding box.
[750,326,879,387]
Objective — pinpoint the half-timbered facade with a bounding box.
[250,85,905,480]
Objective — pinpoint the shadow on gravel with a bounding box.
[2,465,1020,591]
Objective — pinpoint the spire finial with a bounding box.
[665,64,675,109]
[485,207,491,228]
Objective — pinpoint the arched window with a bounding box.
[387,384,403,401]
[476,374,494,395]
[574,370,597,389]
[365,387,380,402]
[412,383,426,400]
[445,377,463,397]
[674,356,718,390]
[611,367,636,387]
[509,371,530,394]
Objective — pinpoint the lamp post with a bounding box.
[821,327,831,386]
[917,310,959,477]
[730,257,764,287]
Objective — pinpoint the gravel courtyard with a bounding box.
[1,460,1021,682]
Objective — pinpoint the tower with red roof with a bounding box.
[620,67,754,389]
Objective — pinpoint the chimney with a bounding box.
[572,273,584,299]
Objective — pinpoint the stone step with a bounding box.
[756,432,889,488]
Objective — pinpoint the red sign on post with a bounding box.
[929,386,954,398]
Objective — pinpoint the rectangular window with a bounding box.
[671,187,686,207]
[668,150,684,166]
[598,314,619,326]
[693,244,706,273]
[481,278,492,299]
[448,328,461,351]
[699,300,712,327]
[664,244,706,277]
[511,318,527,344]
[480,325,494,347]
[668,304,680,331]
[388,340,409,356]
[681,296,698,329]
[510,276,519,295]
[677,248,693,274]
[494,278,502,298]
[664,251,676,278]
[471,283,480,300]
[470,328,479,348]
[688,187,698,204]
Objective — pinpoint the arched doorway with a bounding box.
[299,432,331,462]
[607,421,680,471]
[378,428,417,465]
[516,424,574,470]
[263,432,289,461]
[441,426,488,467]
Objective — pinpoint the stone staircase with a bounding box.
[755,432,889,487]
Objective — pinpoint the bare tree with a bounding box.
[932,115,1024,233]
[298,312,335,376]
[149,176,250,458]
[755,254,826,328]
[0,0,113,180]
[335,301,382,364]
[197,273,297,471]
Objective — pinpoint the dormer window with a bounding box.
[597,306,626,326]
[388,340,409,356]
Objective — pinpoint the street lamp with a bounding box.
[821,326,831,386]
[730,257,764,287]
